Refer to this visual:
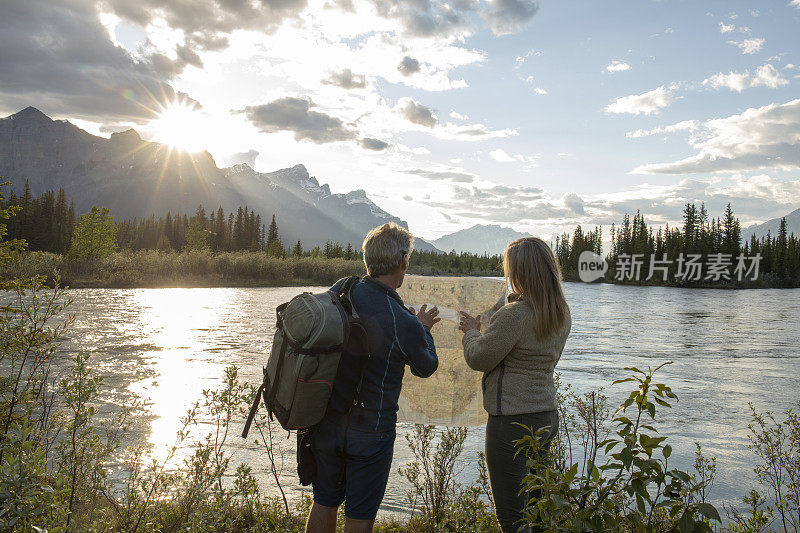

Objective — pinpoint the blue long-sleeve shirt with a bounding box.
[328,276,438,432]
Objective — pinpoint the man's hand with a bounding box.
[458,311,481,333]
[409,304,441,330]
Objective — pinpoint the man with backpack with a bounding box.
[305,222,441,533]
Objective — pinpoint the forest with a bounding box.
[0,184,501,284]
[554,203,800,287]
[3,183,799,287]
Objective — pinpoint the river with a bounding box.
[50,282,800,518]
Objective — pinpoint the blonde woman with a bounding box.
[458,237,571,533]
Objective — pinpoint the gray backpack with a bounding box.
[242,276,367,437]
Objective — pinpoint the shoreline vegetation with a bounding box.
[2,182,799,289]
[3,250,507,289]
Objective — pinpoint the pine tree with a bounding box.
[683,203,697,254]
[293,240,303,256]
[265,215,284,257]
[776,218,788,279]
[54,189,69,254]
[722,203,740,257]
[234,207,244,250]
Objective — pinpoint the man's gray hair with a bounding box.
[362,223,414,277]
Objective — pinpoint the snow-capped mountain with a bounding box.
[227,163,440,251]
[432,224,532,255]
[744,208,800,240]
[0,106,442,250]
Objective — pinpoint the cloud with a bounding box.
[626,120,699,139]
[719,22,735,33]
[702,64,788,92]
[421,182,566,225]
[482,0,540,36]
[0,0,183,124]
[632,99,800,174]
[397,98,438,127]
[438,122,518,141]
[488,149,538,166]
[728,37,765,54]
[606,60,631,73]
[396,144,431,155]
[102,0,307,58]
[515,50,541,65]
[218,149,259,168]
[490,149,516,162]
[403,168,476,183]
[397,56,421,76]
[563,193,585,215]
[519,75,547,94]
[369,0,475,39]
[369,0,538,39]
[450,110,469,120]
[389,98,515,140]
[605,86,674,115]
[322,69,367,89]
[586,175,800,227]
[359,137,390,151]
[790,0,800,9]
[241,97,355,143]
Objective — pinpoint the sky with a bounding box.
[1,0,799,241]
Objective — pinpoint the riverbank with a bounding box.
[5,250,797,289]
[4,250,366,288]
[2,250,503,288]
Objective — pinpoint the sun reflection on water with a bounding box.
[127,288,234,461]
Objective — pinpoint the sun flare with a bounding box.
[148,101,208,153]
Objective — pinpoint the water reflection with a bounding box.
[128,289,233,460]
[51,284,800,515]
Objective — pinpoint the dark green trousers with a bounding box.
[485,410,558,533]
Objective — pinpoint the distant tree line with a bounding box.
[0,185,503,272]
[408,249,502,275]
[1,182,75,254]
[0,185,303,258]
[555,203,800,286]
[5,184,798,286]
[553,225,603,275]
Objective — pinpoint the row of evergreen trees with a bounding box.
[0,186,304,257]
[0,186,498,269]
[0,186,374,261]
[555,203,800,285]
[409,249,502,275]
[4,185,798,285]
[1,183,76,254]
[116,206,273,254]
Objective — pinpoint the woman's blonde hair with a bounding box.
[503,236,569,339]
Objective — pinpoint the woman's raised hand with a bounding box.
[458,311,481,333]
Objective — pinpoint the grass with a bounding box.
[5,250,367,288]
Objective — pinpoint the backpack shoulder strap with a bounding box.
[336,275,362,318]
[333,276,372,415]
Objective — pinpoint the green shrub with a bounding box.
[516,363,721,532]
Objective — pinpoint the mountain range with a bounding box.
[744,208,800,240]
[10,106,790,258]
[431,224,532,255]
[0,106,440,251]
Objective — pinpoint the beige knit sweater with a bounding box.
[462,297,570,416]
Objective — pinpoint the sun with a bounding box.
[149,101,208,153]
